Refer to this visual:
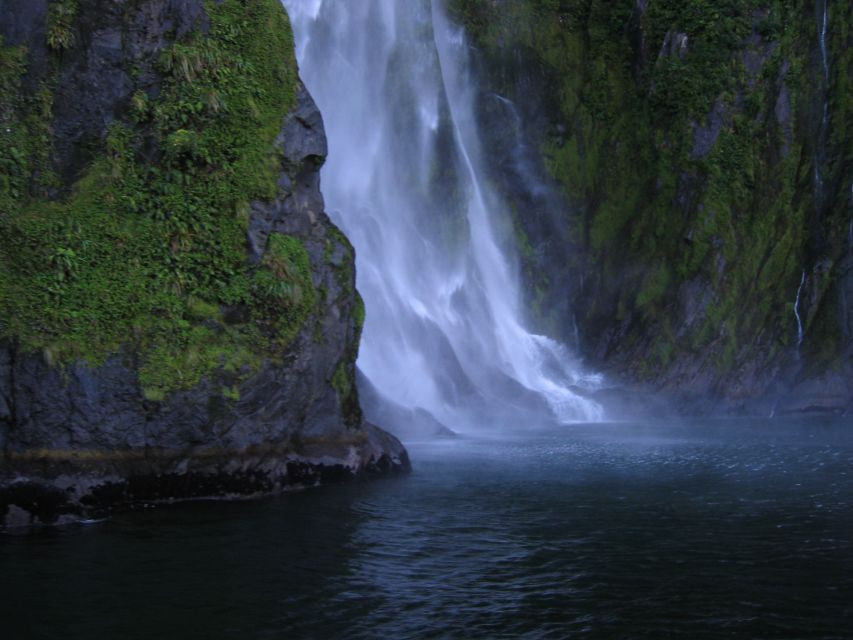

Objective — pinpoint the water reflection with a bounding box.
[3,419,853,638]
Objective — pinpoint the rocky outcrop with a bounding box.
[0,0,408,528]
[449,0,853,417]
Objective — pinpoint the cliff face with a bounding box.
[448,0,853,415]
[0,0,408,528]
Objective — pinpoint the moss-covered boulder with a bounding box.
[0,0,408,528]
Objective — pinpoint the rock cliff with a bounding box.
[448,0,852,416]
[0,0,408,529]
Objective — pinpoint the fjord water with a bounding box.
[282,0,602,432]
[3,419,852,638]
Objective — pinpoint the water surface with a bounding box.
[2,419,852,638]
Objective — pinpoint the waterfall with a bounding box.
[283,0,603,433]
[819,0,830,83]
[814,0,830,213]
[794,270,806,349]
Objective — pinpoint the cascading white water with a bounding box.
[283,0,603,433]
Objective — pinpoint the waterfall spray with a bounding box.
[284,0,603,433]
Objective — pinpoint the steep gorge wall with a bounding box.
[0,0,407,528]
[448,0,853,415]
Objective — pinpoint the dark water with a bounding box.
[3,419,853,639]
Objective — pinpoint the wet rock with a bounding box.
[777,374,852,416]
[0,0,409,528]
[659,30,689,60]
[3,505,33,529]
[775,81,792,156]
[0,0,213,187]
[359,371,457,439]
[691,98,728,159]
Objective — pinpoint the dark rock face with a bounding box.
[0,1,409,529]
[1,0,211,186]
[691,98,728,159]
[448,0,853,418]
[248,85,328,264]
[1,421,408,528]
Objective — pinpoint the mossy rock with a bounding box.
[0,0,314,400]
[447,0,853,405]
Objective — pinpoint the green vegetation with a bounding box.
[449,0,850,379]
[47,0,78,51]
[353,291,366,332]
[0,39,57,213]
[0,0,308,399]
[331,360,351,401]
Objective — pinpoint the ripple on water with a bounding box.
[2,419,853,638]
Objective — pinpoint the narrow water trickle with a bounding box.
[819,0,830,83]
[794,270,807,349]
[283,0,603,434]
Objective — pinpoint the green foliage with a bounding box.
[0,0,306,399]
[636,265,672,311]
[0,40,58,214]
[47,1,78,50]
[331,357,360,422]
[353,291,366,332]
[255,233,318,344]
[326,224,356,293]
[0,40,29,214]
[449,0,837,379]
[221,384,241,402]
[331,361,351,400]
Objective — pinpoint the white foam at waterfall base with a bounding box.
[283,0,603,433]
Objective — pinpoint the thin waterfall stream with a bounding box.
[283,0,603,434]
[794,269,806,349]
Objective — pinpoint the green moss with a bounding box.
[450,0,833,380]
[331,361,351,399]
[0,0,306,399]
[636,265,672,311]
[0,39,29,215]
[256,233,317,345]
[326,224,356,293]
[0,39,57,214]
[353,291,366,332]
[221,385,241,402]
[331,357,360,423]
[47,0,78,51]
[186,296,221,321]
